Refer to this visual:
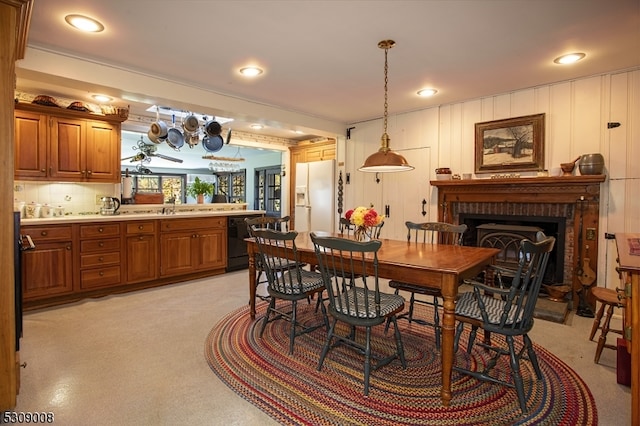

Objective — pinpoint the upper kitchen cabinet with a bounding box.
[14,103,125,183]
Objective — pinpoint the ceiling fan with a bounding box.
[121,136,184,164]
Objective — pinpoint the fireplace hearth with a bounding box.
[431,175,606,310]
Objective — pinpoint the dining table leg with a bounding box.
[248,243,257,319]
[440,274,458,407]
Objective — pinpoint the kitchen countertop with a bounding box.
[20,207,265,226]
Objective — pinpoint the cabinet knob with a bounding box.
[99,271,104,276]
[98,257,104,262]
[87,170,92,175]
[98,228,104,233]
[66,245,71,250]
[40,168,46,173]
[41,231,48,236]
[139,236,144,241]
[138,225,144,230]
[192,234,197,238]
[99,242,104,247]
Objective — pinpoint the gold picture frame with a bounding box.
[475,113,545,174]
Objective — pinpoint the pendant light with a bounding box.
[359,40,414,173]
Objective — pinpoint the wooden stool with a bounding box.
[589,286,625,364]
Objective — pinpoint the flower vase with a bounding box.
[354,226,371,242]
[197,194,204,204]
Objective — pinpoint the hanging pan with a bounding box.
[148,106,168,144]
[202,134,224,153]
[166,114,184,150]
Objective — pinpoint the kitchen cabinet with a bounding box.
[160,217,227,277]
[78,223,122,290]
[125,221,158,283]
[14,103,124,182]
[21,225,74,301]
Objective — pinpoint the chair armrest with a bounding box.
[463,278,510,297]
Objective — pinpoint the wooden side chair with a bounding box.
[252,228,328,354]
[589,261,627,364]
[311,232,406,395]
[386,221,467,349]
[246,216,304,302]
[453,234,555,414]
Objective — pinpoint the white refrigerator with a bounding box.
[294,160,336,232]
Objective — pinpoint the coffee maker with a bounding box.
[100,197,121,215]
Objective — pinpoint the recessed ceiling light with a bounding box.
[65,14,105,33]
[250,124,263,130]
[417,88,438,97]
[92,94,112,103]
[239,67,263,77]
[553,52,586,65]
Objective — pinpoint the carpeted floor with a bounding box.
[205,301,597,426]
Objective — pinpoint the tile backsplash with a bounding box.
[14,181,120,215]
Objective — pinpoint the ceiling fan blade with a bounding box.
[153,153,184,163]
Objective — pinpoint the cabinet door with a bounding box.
[126,234,158,283]
[14,110,48,179]
[160,232,197,276]
[197,229,227,270]
[86,121,120,182]
[22,241,74,300]
[49,116,85,181]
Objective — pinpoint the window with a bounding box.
[216,170,246,204]
[255,166,282,215]
[126,173,186,203]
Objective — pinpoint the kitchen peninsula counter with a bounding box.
[19,206,265,310]
[20,205,265,225]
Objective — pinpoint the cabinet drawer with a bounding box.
[22,225,72,242]
[80,251,120,268]
[80,265,121,289]
[80,238,121,252]
[126,221,156,235]
[79,223,121,238]
[161,217,226,232]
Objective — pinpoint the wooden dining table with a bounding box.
[245,231,500,407]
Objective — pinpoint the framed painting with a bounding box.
[474,113,545,174]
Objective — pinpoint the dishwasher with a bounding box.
[227,214,261,272]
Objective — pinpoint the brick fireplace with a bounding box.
[430,175,606,309]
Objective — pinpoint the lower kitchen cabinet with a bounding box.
[78,223,122,290]
[160,217,227,277]
[21,225,74,300]
[21,215,230,309]
[125,221,158,283]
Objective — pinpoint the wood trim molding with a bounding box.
[0,0,33,59]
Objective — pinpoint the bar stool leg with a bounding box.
[594,303,614,364]
[589,301,606,342]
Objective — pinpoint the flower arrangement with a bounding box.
[345,206,384,241]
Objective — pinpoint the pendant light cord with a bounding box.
[383,46,389,135]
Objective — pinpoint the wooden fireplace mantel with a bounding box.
[430,175,606,208]
[430,174,607,310]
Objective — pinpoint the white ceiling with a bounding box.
[15,0,640,169]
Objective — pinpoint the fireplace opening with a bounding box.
[459,214,565,285]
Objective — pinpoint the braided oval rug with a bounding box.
[205,302,597,425]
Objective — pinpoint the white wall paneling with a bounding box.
[341,68,640,289]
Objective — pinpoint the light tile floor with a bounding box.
[13,271,631,425]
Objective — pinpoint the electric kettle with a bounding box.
[100,197,121,215]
